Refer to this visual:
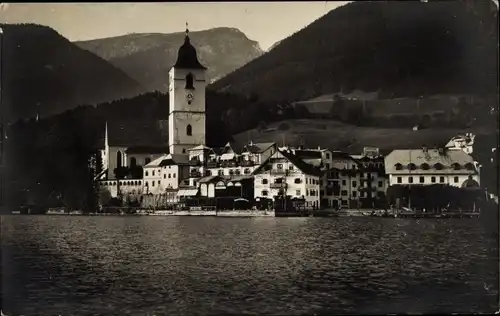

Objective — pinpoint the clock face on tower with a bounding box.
[186,93,194,102]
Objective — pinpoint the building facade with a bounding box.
[384,148,480,188]
[253,150,322,209]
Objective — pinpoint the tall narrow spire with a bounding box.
[186,22,189,36]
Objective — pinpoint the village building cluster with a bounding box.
[96,27,481,210]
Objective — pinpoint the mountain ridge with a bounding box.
[209,0,498,103]
[76,27,263,91]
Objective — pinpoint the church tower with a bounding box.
[168,24,207,155]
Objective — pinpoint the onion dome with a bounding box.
[173,23,206,70]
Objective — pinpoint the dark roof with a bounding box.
[126,146,169,154]
[173,33,207,70]
[211,147,225,155]
[243,142,276,154]
[461,177,480,188]
[253,149,323,177]
[330,151,355,160]
[158,154,189,166]
[294,150,322,159]
[107,119,168,148]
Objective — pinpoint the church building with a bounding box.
[98,25,208,198]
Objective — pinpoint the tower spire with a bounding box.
[185,22,189,36]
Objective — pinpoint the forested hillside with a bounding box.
[0,24,145,121]
[210,0,498,103]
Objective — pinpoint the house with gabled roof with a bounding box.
[252,149,322,209]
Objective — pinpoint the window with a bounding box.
[116,151,122,168]
[277,164,283,169]
[408,163,417,170]
[378,181,382,187]
[152,181,155,187]
[397,177,402,184]
[431,176,436,183]
[244,168,250,174]
[419,176,425,183]
[342,180,346,186]
[262,190,268,196]
[352,181,357,188]
[408,176,413,183]
[145,171,149,176]
[395,163,403,170]
[454,176,459,183]
[168,174,171,179]
[163,174,166,179]
[296,190,301,196]
[158,180,160,185]
[185,73,194,89]
[326,153,330,159]
[262,179,268,184]
[341,190,348,196]
[294,178,301,184]
[186,124,192,136]
[439,176,445,183]
[145,157,151,164]
[352,191,357,198]
[145,181,148,187]
[218,170,224,176]
[182,148,186,154]
[360,192,365,198]
[130,157,137,167]
[173,173,176,178]
[152,170,156,176]
[289,165,294,170]
[434,163,443,170]
[325,163,330,169]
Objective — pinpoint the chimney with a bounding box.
[422,146,427,153]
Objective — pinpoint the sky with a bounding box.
[0,2,349,50]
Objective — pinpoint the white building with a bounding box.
[384,147,480,188]
[100,120,169,180]
[445,133,475,154]
[253,149,322,209]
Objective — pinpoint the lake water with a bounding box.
[1,216,498,315]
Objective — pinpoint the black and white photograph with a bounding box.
[0,1,499,315]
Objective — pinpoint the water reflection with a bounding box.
[2,216,498,315]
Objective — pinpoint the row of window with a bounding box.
[260,189,318,197]
[328,180,384,187]
[145,180,162,187]
[101,181,142,186]
[116,153,152,168]
[394,162,474,171]
[395,176,461,184]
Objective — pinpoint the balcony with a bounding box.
[241,160,256,167]
[220,160,240,168]
[270,169,288,175]
[189,170,202,178]
[188,159,202,166]
[270,183,287,189]
[206,161,219,168]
